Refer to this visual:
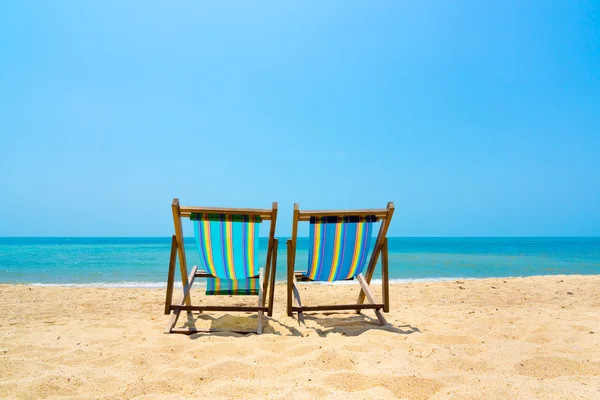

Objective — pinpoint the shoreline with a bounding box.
[2,274,599,398]
[3,273,599,289]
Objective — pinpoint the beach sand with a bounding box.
[1,275,599,399]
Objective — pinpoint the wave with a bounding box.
[24,276,496,288]
[28,281,188,289]
[273,277,480,285]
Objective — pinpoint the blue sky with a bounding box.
[1,1,599,237]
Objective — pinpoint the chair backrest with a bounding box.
[290,203,394,282]
[172,200,278,281]
[306,216,376,282]
[192,213,261,280]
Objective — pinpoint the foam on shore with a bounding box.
[24,274,573,288]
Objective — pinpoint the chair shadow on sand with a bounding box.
[179,311,420,339]
[182,312,274,339]
[296,313,420,337]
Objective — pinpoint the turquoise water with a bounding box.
[0,237,598,286]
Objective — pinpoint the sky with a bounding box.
[0,1,599,237]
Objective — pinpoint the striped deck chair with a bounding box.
[164,199,278,335]
[287,203,394,327]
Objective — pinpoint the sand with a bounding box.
[1,275,599,399]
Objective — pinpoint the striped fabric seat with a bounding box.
[305,216,376,282]
[191,213,261,295]
[206,277,259,295]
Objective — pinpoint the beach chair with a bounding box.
[286,203,394,326]
[164,199,278,334]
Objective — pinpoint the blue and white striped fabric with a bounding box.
[305,216,376,282]
[206,277,259,295]
[190,213,262,295]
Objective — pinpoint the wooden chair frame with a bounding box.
[286,202,394,327]
[164,198,279,334]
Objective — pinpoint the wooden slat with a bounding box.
[294,271,308,280]
[291,304,384,312]
[294,271,353,282]
[356,274,388,326]
[298,216,381,221]
[164,265,198,334]
[257,268,264,334]
[172,198,191,306]
[194,270,216,278]
[179,206,272,218]
[164,235,178,315]
[181,213,272,220]
[267,239,278,317]
[381,238,390,313]
[172,305,269,312]
[194,270,259,279]
[357,202,395,309]
[297,208,387,220]
[180,206,272,214]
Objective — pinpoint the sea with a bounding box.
[0,237,599,287]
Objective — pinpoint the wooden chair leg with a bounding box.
[164,235,177,315]
[356,245,382,313]
[172,200,191,307]
[267,239,278,317]
[262,247,272,307]
[356,274,388,326]
[382,238,390,313]
[286,240,294,317]
[257,268,264,334]
[291,280,306,328]
[165,265,198,334]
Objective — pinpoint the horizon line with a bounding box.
[1,236,599,239]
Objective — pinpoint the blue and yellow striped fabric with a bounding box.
[305,216,375,282]
[206,277,259,295]
[190,213,261,294]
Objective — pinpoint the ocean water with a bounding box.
[0,237,598,287]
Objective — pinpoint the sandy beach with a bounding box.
[1,275,599,399]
